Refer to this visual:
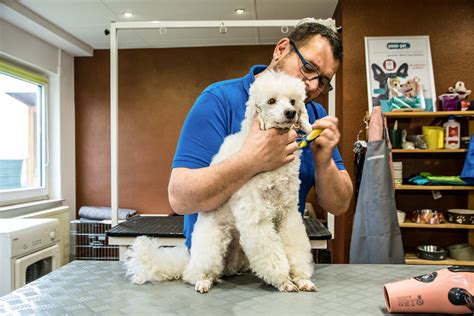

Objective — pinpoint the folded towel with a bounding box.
[79,206,137,221]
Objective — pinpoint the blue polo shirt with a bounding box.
[172,65,345,249]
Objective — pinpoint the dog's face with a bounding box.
[388,77,400,89]
[400,77,420,98]
[247,71,312,133]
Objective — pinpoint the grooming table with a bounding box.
[107,215,332,261]
[0,260,443,315]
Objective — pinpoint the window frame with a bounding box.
[0,59,49,206]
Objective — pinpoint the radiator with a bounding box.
[17,206,70,265]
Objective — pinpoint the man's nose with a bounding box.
[305,78,319,93]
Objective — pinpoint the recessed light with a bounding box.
[234,8,246,15]
[123,11,133,18]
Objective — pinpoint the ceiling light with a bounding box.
[234,8,246,15]
[123,11,133,18]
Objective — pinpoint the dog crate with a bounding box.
[70,220,119,261]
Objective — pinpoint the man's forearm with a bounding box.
[168,152,258,214]
[314,160,353,215]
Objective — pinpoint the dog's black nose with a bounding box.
[284,109,296,119]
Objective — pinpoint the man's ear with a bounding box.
[273,38,290,61]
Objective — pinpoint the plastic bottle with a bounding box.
[443,115,461,149]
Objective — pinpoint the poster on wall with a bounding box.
[365,36,437,113]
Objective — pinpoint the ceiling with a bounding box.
[8,0,338,54]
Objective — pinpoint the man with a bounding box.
[169,20,353,249]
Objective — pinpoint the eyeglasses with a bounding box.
[289,41,333,94]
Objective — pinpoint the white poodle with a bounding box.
[126,71,317,293]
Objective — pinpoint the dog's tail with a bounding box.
[125,236,189,284]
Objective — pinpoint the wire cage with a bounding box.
[70,220,119,261]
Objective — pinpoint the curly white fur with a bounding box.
[126,71,317,293]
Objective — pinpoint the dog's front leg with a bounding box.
[232,208,298,292]
[182,212,233,293]
[278,210,317,292]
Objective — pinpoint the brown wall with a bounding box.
[336,0,474,262]
[75,0,473,262]
[75,46,275,214]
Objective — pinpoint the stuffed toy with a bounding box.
[448,81,471,101]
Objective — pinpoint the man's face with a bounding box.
[275,35,339,103]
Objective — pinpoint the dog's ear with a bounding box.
[371,63,385,82]
[245,99,267,130]
[297,103,312,133]
[245,98,257,119]
[396,63,409,78]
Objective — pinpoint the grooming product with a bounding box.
[384,266,474,314]
[297,129,322,148]
[439,94,459,111]
[393,162,403,184]
[461,136,470,148]
[397,210,406,225]
[444,116,461,149]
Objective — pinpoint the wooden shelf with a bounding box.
[385,110,474,118]
[400,221,474,229]
[392,149,467,153]
[395,184,474,190]
[405,253,474,266]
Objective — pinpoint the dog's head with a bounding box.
[246,71,312,133]
[388,77,400,89]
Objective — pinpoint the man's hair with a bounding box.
[288,22,343,61]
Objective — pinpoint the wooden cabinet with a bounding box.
[385,111,474,266]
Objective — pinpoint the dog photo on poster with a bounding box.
[365,36,437,113]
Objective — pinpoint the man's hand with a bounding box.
[310,116,340,167]
[238,116,298,175]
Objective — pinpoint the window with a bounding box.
[0,60,48,205]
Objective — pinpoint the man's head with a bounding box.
[268,21,343,102]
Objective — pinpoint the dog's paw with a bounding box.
[278,280,299,293]
[195,279,213,294]
[294,279,318,292]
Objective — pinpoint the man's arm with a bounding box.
[169,117,298,214]
[314,163,353,215]
[311,116,353,215]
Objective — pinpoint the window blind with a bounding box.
[0,59,48,85]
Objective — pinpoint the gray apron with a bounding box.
[349,111,405,264]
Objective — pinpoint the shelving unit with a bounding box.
[392,149,466,153]
[387,110,474,265]
[396,184,474,190]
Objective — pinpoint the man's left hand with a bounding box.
[309,116,340,167]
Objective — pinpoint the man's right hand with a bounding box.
[238,116,298,175]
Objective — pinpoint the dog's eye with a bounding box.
[267,98,276,105]
[290,99,296,106]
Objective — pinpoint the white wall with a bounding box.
[0,19,76,218]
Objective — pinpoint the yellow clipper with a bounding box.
[306,129,322,141]
[298,140,308,148]
[298,129,322,149]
